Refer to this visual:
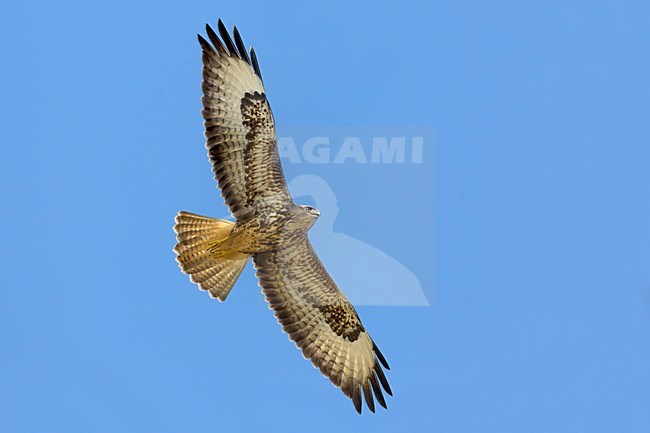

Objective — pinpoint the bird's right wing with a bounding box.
[253,236,392,413]
[198,21,293,220]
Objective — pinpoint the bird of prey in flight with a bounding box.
[173,20,392,413]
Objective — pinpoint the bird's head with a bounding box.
[299,204,321,219]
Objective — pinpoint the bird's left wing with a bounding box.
[198,21,292,220]
[253,236,392,413]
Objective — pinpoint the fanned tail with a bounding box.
[173,211,249,301]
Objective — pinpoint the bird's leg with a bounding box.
[207,239,227,258]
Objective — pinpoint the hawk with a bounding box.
[173,20,392,413]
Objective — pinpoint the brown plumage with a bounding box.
[173,20,392,413]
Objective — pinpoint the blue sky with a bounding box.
[1,1,649,431]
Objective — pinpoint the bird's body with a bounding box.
[173,20,392,413]
[210,204,315,257]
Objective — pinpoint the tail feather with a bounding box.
[173,211,249,301]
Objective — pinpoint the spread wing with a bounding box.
[253,237,393,413]
[198,21,292,220]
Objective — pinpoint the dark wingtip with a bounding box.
[205,23,226,55]
[203,21,263,82]
[374,363,393,397]
[217,19,238,58]
[363,380,376,413]
[205,23,215,42]
[233,25,251,64]
[373,341,390,370]
[353,399,362,414]
[250,46,263,83]
[197,34,210,50]
[352,383,362,414]
[370,373,387,409]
